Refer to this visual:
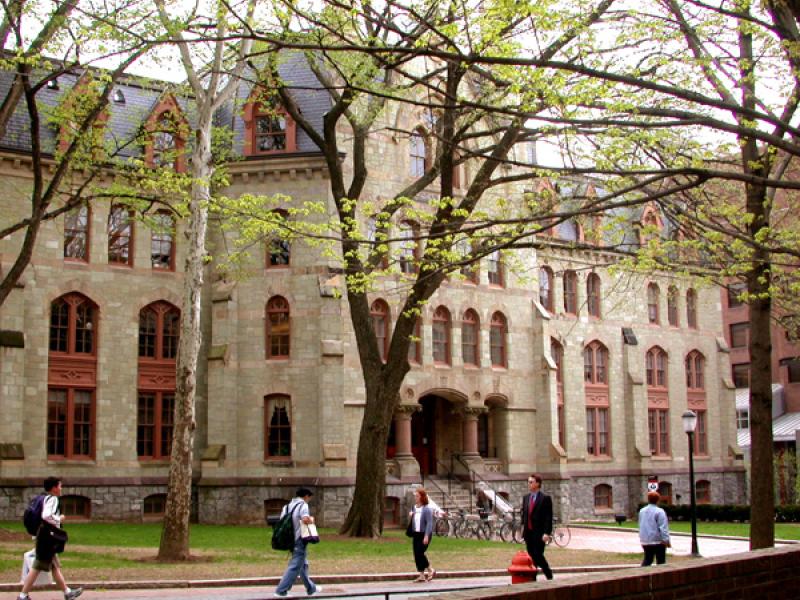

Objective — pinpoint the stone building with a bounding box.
[0,60,746,525]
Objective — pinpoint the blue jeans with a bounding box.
[276,539,317,595]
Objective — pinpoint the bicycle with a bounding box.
[548,517,571,547]
[433,511,453,537]
[499,511,524,543]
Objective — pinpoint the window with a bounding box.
[646,347,668,388]
[586,273,601,318]
[729,323,749,348]
[409,130,427,177]
[696,480,711,504]
[736,409,749,430]
[267,210,291,267]
[398,221,419,274]
[586,407,610,457]
[432,306,451,365]
[143,494,167,518]
[266,296,290,359]
[108,205,133,266]
[686,289,698,329]
[255,109,289,152]
[138,302,180,360]
[732,363,750,388]
[264,498,288,521]
[383,496,400,526]
[151,211,175,270]
[593,484,612,509]
[583,341,608,385]
[667,286,679,327]
[408,317,422,364]
[137,391,174,459]
[788,359,800,384]
[458,239,478,284]
[264,394,291,458]
[694,410,708,455]
[551,338,565,448]
[60,495,91,519]
[685,351,705,389]
[487,250,504,286]
[563,270,578,315]
[461,309,480,366]
[143,98,187,171]
[648,408,670,456]
[64,205,90,261]
[49,293,97,355]
[657,482,672,504]
[47,388,94,458]
[490,311,507,368]
[539,267,553,311]
[727,283,746,308]
[243,90,297,155]
[370,299,390,362]
[647,283,660,324]
[558,219,581,242]
[151,115,179,168]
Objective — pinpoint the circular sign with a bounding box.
[647,482,659,492]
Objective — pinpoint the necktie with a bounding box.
[527,493,536,529]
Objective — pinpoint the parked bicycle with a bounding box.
[548,517,571,547]
[498,510,523,544]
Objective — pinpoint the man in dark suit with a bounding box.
[520,473,553,580]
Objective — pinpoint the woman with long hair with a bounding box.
[408,487,435,582]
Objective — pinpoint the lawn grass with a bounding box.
[0,521,643,583]
[577,520,800,540]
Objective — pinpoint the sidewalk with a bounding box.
[3,528,784,599]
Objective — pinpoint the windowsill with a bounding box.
[491,365,508,371]
[266,265,290,271]
[488,284,505,289]
[433,362,451,369]
[109,262,133,269]
[593,508,614,515]
[650,455,672,461]
[47,458,96,464]
[64,259,89,267]
[152,268,177,274]
[587,456,613,462]
[267,357,290,362]
[138,459,170,466]
[463,364,480,370]
[263,458,293,467]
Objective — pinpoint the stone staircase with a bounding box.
[423,476,476,513]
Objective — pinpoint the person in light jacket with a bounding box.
[638,491,671,566]
[409,487,435,582]
[18,477,83,600]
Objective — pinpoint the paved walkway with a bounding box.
[7,527,787,600]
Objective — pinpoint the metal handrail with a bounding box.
[452,453,498,515]
[312,581,501,599]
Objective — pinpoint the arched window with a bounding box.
[370,299,390,362]
[266,210,291,268]
[266,296,290,359]
[583,341,608,385]
[696,480,711,504]
[647,283,660,324]
[264,394,292,458]
[432,306,451,365]
[398,221,419,274]
[64,205,90,262]
[551,338,565,448]
[593,484,612,509]
[587,273,601,318]
[143,493,167,519]
[409,130,427,177]
[138,302,180,360]
[151,211,175,271]
[49,293,97,355]
[108,205,133,266]
[563,270,578,315]
[667,285,679,327]
[407,317,422,364]
[461,309,480,367]
[647,347,669,457]
[490,311,507,367]
[686,288,698,329]
[137,301,179,460]
[657,482,673,504]
[487,250,504,287]
[685,350,705,390]
[539,267,553,311]
[47,292,98,459]
[584,341,610,457]
[458,239,479,284]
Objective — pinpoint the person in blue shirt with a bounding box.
[638,491,671,566]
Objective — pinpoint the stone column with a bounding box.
[459,406,486,474]
[394,405,416,457]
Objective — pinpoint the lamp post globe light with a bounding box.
[682,410,700,557]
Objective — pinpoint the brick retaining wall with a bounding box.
[429,546,800,600]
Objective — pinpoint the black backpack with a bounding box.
[23,494,47,535]
[271,502,299,551]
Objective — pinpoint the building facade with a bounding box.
[0,63,746,525]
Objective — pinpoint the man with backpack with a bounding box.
[18,477,83,600]
[273,487,322,597]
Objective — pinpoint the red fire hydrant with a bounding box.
[507,550,537,584]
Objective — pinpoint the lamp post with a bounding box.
[682,410,700,557]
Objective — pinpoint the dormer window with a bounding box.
[152,116,178,167]
[144,96,187,172]
[243,89,297,156]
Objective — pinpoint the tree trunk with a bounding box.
[158,115,213,560]
[746,180,775,550]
